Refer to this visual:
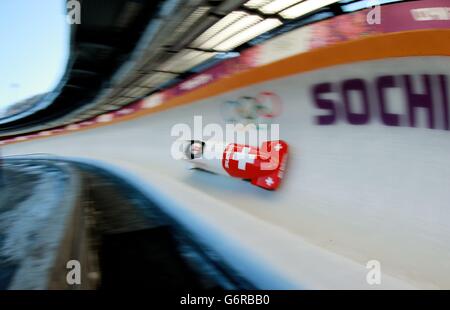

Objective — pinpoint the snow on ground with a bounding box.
[0,161,73,289]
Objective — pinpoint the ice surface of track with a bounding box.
[4,55,450,289]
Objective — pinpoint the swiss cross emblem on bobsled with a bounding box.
[222,140,288,190]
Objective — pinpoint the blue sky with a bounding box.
[0,0,69,111]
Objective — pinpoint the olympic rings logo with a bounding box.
[220,91,283,126]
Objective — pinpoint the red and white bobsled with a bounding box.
[182,140,288,190]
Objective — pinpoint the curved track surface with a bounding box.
[4,31,450,289]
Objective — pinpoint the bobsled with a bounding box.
[182,140,288,190]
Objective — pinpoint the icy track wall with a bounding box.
[4,28,450,289]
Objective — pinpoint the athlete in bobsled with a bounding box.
[181,139,288,190]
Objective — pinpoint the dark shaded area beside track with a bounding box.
[0,158,253,289]
[78,163,252,290]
